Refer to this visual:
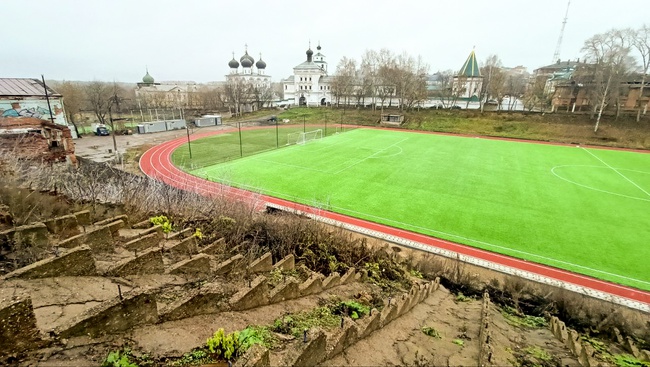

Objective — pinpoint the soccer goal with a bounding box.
[287,129,323,145]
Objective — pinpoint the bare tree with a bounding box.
[505,73,528,111]
[582,29,636,131]
[630,24,650,121]
[431,70,461,109]
[331,57,357,107]
[54,81,84,137]
[251,85,275,110]
[375,49,397,110]
[197,85,225,112]
[480,55,502,112]
[84,81,112,126]
[523,75,551,112]
[360,50,379,109]
[224,78,252,116]
[394,53,428,111]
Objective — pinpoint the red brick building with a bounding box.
[0,117,76,164]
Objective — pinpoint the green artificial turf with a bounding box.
[174,128,650,290]
[171,123,352,169]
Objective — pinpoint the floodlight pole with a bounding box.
[238,121,243,157]
[275,118,279,148]
[186,123,192,159]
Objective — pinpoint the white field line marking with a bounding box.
[333,138,409,174]
[551,165,650,203]
[250,158,333,174]
[368,145,403,159]
[202,176,650,287]
[328,205,650,286]
[582,148,650,199]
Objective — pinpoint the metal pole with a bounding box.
[303,115,306,133]
[186,123,192,159]
[275,118,279,148]
[41,75,55,123]
[238,121,243,157]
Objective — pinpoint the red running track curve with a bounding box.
[139,127,650,308]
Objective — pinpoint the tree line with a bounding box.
[51,80,281,136]
[329,49,430,111]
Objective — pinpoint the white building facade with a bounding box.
[282,44,332,107]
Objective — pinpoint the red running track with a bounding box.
[139,127,650,308]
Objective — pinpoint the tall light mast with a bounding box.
[552,0,571,63]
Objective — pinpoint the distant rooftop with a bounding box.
[0,78,60,97]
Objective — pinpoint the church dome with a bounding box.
[256,54,266,69]
[142,70,154,84]
[228,57,239,69]
[240,51,254,68]
[306,48,314,57]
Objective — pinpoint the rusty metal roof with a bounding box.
[0,78,61,97]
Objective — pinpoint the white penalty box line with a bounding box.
[582,148,650,199]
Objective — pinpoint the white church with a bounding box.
[281,44,332,107]
[226,47,271,89]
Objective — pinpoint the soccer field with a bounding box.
[174,128,650,290]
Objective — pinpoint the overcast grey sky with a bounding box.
[2,0,647,83]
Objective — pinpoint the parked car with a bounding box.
[91,123,110,136]
[267,116,277,122]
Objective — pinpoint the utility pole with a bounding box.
[41,75,56,124]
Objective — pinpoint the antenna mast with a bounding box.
[552,0,571,63]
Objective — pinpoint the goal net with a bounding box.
[287,129,323,145]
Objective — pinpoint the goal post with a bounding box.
[286,129,323,145]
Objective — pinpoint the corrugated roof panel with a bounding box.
[0,78,61,97]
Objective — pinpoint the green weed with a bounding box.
[410,269,424,279]
[331,300,370,320]
[524,346,552,361]
[421,326,441,339]
[149,215,172,234]
[206,328,242,361]
[501,306,547,328]
[455,292,472,302]
[271,307,340,338]
[171,349,211,366]
[102,350,138,367]
[614,354,650,367]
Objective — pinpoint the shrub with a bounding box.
[206,328,242,361]
[149,215,172,233]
